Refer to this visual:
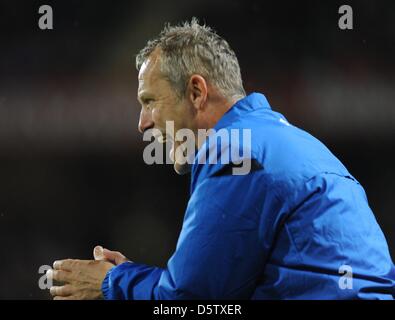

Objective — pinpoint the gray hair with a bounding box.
[136,18,246,100]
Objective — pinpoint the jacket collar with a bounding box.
[213,92,272,130]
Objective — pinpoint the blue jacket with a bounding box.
[102,93,395,299]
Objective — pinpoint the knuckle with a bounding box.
[53,270,67,281]
[46,269,53,280]
[63,284,73,295]
[53,260,61,269]
[50,284,73,297]
[49,286,57,296]
[52,270,59,280]
[65,259,74,266]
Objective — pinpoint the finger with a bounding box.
[53,259,79,271]
[50,285,74,297]
[102,249,129,265]
[48,269,73,283]
[93,246,105,261]
[53,295,74,300]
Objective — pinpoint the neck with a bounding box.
[206,95,241,127]
[194,94,242,149]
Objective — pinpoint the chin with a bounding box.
[174,162,191,175]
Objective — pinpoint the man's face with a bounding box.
[137,51,195,174]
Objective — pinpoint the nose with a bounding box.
[138,108,154,133]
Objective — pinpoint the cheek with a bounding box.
[151,107,162,124]
[152,99,186,129]
[153,104,175,125]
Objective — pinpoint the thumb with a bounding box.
[102,248,129,265]
[93,245,105,261]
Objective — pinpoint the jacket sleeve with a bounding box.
[102,171,266,300]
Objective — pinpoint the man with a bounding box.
[48,19,395,300]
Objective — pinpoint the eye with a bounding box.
[142,98,154,104]
[143,98,155,108]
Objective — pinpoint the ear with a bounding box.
[186,74,208,111]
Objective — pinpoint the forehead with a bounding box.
[138,50,163,89]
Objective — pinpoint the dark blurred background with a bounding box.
[0,0,393,299]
